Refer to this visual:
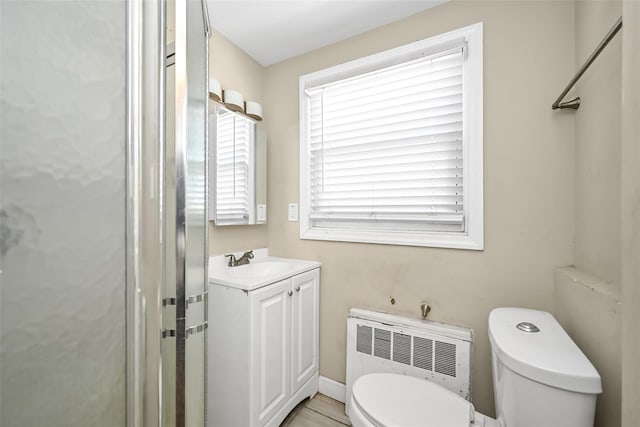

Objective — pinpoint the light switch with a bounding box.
[257,204,267,222]
[288,203,298,222]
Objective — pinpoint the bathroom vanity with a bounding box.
[207,250,320,427]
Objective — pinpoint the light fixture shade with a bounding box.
[209,77,222,101]
[224,89,244,113]
[245,101,263,121]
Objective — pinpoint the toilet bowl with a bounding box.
[349,373,496,427]
[348,308,602,427]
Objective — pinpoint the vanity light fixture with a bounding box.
[245,101,263,121]
[223,89,245,113]
[209,77,222,101]
[209,80,262,121]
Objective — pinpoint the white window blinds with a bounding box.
[305,48,465,232]
[215,108,253,225]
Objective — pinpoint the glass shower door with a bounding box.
[0,1,127,425]
[1,0,210,425]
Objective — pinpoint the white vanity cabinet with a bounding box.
[208,259,320,427]
[290,272,320,393]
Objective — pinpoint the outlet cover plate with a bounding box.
[288,203,298,222]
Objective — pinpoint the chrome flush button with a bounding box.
[516,322,540,333]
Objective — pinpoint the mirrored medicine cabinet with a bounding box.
[208,102,267,225]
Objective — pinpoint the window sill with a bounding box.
[300,227,483,250]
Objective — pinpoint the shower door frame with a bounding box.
[125,0,211,424]
[125,0,165,425]
[172,1,211,425]
[164,0,211,426]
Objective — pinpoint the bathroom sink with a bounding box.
[226,261,292,279]
[209,252,321,291]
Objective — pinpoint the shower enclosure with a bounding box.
[0,0,210,425]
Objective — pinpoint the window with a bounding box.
[212,105,255,225]
[299,23,483,249]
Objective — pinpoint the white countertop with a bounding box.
[208,248,321,291]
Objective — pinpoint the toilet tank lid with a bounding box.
[488,308,602,394]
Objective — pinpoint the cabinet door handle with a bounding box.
[288,291,293,297]
[295,286,300,292]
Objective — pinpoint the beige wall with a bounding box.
[263,1,575,416]
[208,31,267,255]
[574,0,622,285]
[554,268,621,426]
[621,1,640,425]
[552,2,623,426]
[205,1,639,422]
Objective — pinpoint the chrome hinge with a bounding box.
[162,291,207,308]
[186,322,208,338]
[162,321,208,339]
[186,291,208,307]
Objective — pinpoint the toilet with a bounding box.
[349,307,602,427]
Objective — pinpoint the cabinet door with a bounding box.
[291,269,320,393]
[250,279,291,425]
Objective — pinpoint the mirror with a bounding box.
[208,102,266,225]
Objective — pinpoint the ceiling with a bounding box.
[206,1,447,66]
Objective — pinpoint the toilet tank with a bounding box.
[488,308,602,427]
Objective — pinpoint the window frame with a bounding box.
[299,22,483,250]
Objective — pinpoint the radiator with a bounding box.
[345,308,473,415]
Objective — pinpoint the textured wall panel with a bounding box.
[0,1,126,425]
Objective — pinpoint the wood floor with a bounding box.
[281,394,352,427]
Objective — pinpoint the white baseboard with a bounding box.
[318,375,346,403]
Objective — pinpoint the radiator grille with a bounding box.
[413,336,433,371]
[392,333,411,365]
[356,324,459,377]
[435,341,457,377]
[356,325,372,354]
[373,328,391,360]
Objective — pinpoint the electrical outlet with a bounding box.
[288,203,298,222]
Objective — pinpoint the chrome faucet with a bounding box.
[224,250,254,267]
[236,250,254,266]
